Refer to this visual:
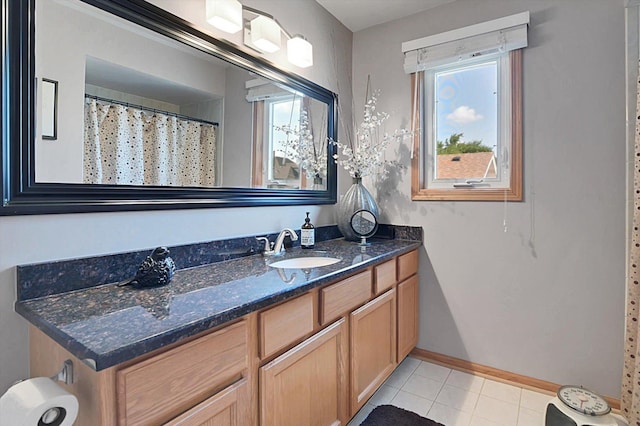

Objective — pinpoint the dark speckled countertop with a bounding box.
[15,238,421,371]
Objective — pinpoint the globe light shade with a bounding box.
[251,15,281,53]
[206,0,243,34]
[287,36,313,68]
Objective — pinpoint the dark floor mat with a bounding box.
[360,405,446,426]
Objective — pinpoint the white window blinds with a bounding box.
[402,11,529,73]
[245,78,297,102]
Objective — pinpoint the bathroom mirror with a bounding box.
[0,0,337,215]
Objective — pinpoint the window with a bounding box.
[404,13,527,201]
[266,97,302,188]
[251,94,320,190]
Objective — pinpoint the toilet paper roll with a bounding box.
[0,377,78,426]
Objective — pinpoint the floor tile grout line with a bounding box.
[368,358,553,426]
[432,367,454,401]
[473,392,521,426]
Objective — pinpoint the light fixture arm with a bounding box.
[241,5,293,40]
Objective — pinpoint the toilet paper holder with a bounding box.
[50,359,74,385]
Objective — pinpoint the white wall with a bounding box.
[0,0,352,394]
[353,0,626,398]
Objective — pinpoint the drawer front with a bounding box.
[321,270,372,325]
[260,292,315,359]
[117,320,248,426]
[374,259,396,294]
[397,250,419,282]
[164,378,248,426]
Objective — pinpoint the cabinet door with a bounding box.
[397,275,419,361]
[260,318,348,426]
[164,379,249,426]
[350,289,396,414]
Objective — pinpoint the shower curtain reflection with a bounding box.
[83,98,217,187]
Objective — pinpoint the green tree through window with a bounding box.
[436,132,493,155]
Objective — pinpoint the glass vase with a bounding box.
[337,177,380,241]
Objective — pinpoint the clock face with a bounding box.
[350,209,378,237]
[557,385,610,416]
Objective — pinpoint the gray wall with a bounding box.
[353,0,626,398]
[0,0,352,394]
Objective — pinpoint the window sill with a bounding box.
[411,186,522,201]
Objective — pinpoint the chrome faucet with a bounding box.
[256,228,299,256]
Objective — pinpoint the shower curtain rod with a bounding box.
[85,94,219,127]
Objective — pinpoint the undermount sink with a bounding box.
[268,256,341,269]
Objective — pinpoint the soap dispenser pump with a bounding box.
[301,212,315,249]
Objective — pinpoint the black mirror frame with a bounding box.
[0,0,338,215]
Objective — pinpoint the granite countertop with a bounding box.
[16,238,420,371]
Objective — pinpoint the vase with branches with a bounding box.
[331,76,411,241]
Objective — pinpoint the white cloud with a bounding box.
[446,106,483,124]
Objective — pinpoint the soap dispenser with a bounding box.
[301,212,315,249]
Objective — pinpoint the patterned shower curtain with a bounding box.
[623,64,640,425]
[84,99,216,187]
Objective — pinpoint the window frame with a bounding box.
[251,96,310,189]
[411,49,523,201]
[265,96,303,186]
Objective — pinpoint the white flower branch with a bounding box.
[275,109,328,180]
[331,88,412,179]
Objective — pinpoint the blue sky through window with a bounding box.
[435,60,498,152]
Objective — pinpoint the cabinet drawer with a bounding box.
[374,259,396,294]
[165,378,248,426]
[117,320,248,426]
[321,270,372,325]
[397,250,418,282]
[260,293,315,359]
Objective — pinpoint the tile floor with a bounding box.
[348,356,554,426]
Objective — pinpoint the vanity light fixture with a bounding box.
[206,0,313,68]
[287,35,313,68]
[250,14,281,53]
[205,0,243,34]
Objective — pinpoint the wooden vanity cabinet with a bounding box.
[29,248,420,426]
[350,289,397,414]
[260,319,348,426]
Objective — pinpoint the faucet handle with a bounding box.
[256,237,273,254]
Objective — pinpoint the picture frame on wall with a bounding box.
[41,78,58,140]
